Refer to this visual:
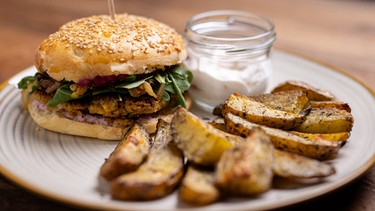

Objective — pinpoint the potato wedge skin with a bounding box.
[171,107,242,166]
[224,112,340,160]
[209,117,228,132]
[215,127,274,196]
[293,107,354,133]
[271,80,338,101]
[222,93,306,130]
[290,131,350,146]
[252,90,311,116]
[111,119,184,200]
[310,101,351,112]
[99,123,150,180]
[273,149,335,178]
[179,165,220,206]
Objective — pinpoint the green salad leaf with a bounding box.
[165,65,193,107]
[18,65,193,108]
[115,76,152,89]
[46,84,74,107]
[17,76,37,89]
[17,75,40,94]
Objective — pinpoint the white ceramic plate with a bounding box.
[1,51,374,211]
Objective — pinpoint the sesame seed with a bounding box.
[39,13,186,71]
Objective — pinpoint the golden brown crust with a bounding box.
[35,14,187,82]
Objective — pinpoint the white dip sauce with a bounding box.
[184,11,276,112]
[185,54,271,112]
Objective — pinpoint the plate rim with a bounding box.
[1,49,374,211]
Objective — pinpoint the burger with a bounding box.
[18,14,192,140]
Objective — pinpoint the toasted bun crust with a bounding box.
[35,14,187,82]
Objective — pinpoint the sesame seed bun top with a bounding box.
[35,14,187,82]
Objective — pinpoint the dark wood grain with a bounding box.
[0,0,374,210]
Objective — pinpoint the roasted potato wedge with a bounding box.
[215,127,274,196]
[136,113,174,134]
[222,93,306,130]
[212,103,225,116]
[209,117,227,132]
[179,165,220,206]
[273,149,335,178]
[252,90,311,116]
[290,131,350,146]
[271,80,338,101]
[99,123,150,180]
[310,101,351,112]
[171,107,243,166]
[293,107,354,133]
[224,112,340,160]
[111,119,184,200]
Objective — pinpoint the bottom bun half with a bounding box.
[22,89,192,140]
[27,100,131,140]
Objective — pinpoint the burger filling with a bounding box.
[19,65,192,122]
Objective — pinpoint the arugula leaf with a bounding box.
[92,87,117,95]
[154,73,166,84]
[30,84,40,94]
[168,73,186,107]
[17,75,40,94]
[18,76,37,89]
[162,90,170,101]
[46,84,90,107]
[24,65,193,108]
[165,66,193,107]
[115,76,152,89]
[46,84,74,107]
[175,65,193,82]
[123,75,137,82]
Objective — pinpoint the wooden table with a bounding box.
[0,0,374,210]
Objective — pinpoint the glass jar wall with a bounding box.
[184,10,276,111]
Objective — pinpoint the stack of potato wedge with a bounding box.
[99,80,354,206]
[100,119,185,201]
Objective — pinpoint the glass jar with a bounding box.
[184,10,276,112]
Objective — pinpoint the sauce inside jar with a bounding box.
[184,10,276,111]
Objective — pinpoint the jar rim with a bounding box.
[185,10,276,44]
